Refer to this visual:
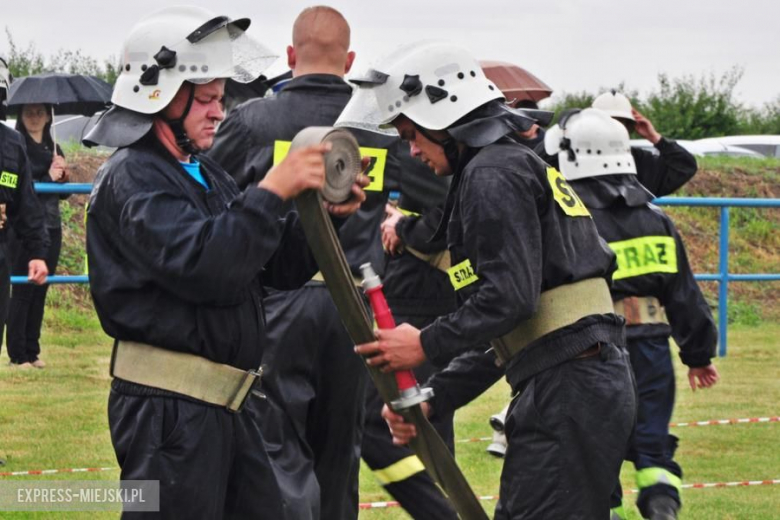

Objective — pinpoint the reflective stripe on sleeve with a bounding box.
[636,467,683,492]
[372,455,426,485]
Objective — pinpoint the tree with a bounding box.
[3,29,119,85]
[641,67,744,139]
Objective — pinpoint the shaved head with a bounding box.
[289,6,354,77]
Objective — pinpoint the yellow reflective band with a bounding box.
[273,140,387,192]
[447,258,479,291]
[546,167,590,217]
[611,505,627,519]
[0,171,19,189]
[397,206,421,217]
[372,455,425,485]
[636,467,682,492]
[609,236,678,281]
[359,146,387,192]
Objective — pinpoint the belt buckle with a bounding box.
[228,368,265,414]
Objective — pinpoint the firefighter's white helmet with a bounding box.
[113,5,277,114]
[591,89,635,122]
[0,56,11,94]
[544,108,636,181]
[336,40,503,134]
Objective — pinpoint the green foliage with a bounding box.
[545,68,780,139]
[726,300,762,326]
[738,95,780,135]
[3,28,119,85]
[641,67,744,139]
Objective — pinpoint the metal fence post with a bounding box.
[718,207,730,357]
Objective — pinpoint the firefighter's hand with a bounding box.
[323,167,370,218]
[688,364,720,391]
[27,259,48,285]
[632,109,662,144]
[381,403,430,445]
[259,143,331,200]
[381,204,404,254]
[354,323,426,372]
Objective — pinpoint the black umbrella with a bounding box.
[7,73,112,116]
[7,72,112,149]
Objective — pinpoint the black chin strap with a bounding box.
[413,123,460,173]
[163,83,200,155]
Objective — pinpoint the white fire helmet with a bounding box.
[335,40,503,135]
[591,89,635,122]
[112,5,277,114]
[544,108,636,181]
[0,56,11,93]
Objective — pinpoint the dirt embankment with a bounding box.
[59,154,780,321]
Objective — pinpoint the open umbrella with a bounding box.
[7,72,112,146]
[480,60,553,104]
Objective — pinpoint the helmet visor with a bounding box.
[187,23,277,85]
[335,84,399,136]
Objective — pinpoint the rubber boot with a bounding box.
[644,495,679,520]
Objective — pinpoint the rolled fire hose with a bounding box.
[292,127,488,520]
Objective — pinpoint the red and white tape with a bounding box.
[669,416,778,427]
[0,467,117,477]
[457,416,778,444]
[358,479,780,510]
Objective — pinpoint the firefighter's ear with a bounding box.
[287,45,296,70]
[344,51,356,74]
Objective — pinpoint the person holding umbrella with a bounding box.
[0,57,49,368]
[6,103,69,368]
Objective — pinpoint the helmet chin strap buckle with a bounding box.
[164,82,200,155]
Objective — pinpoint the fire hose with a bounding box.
[292,127,488,520]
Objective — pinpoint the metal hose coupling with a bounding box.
[289,126,361,203]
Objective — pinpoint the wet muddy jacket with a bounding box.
[87,136,318,370]
[572,175,717,367]
[384,150,456,317]
[0,125,48,256]
[209,73,400,275]
[419,139,624,387]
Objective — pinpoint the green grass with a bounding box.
[1,312,777,519]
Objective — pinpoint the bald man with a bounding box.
[209,6,401,520]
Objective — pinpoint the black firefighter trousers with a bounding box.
[495,342,636,520]
[261,283,369,520]
[109,380,318,520]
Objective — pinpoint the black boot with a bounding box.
[645,495,679,520]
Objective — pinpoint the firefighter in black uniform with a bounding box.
[0,56,49,367]
[344,41,636,519]
[207,7,397,519]
[83,7,365,519]
[360,149,459,520]
[538,89,698,199]
[545,108,719,520]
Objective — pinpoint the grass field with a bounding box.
[0,307,777,519]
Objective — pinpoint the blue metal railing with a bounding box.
[12,185,780,356]
[655,196,780,356]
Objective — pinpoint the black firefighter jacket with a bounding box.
[572,175,717,368]
[384,149,456,318]
[0,125,48,257]
[208,73,401,275]
[86,135,319,371]
[419,139,624,390]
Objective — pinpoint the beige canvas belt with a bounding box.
[404,247,452,273]
[614,296,668,326]
[110,340,263,413]
[490,277,614,365]
[311,271,362,287]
